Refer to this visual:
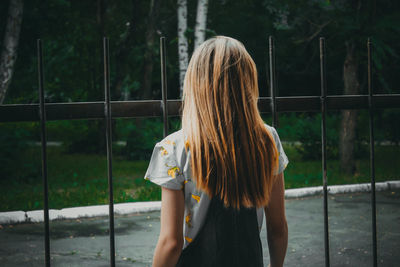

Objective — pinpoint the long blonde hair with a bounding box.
[182,36,279,209]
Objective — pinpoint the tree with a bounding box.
[339,41,360,174]
[263,0,400,175]
[177,0,209,97]
[177,0,188,96]
[112,0,140,101]
[142,0,162,99]
[0,0,23,105]
[194,0,208,49]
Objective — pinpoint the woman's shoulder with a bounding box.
[156,129,188,170]
[157,129,185,150]
[263,122,278,138]
[263,122,273,131]
[144,129,187,190]
[262,122,289,174]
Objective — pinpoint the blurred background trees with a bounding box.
[0,0,399,188]
[1,0,398,101]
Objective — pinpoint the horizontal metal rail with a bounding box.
[0,94,399,122]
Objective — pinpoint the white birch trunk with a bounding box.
[177,0,188,97]
[194,0,208,49]
[0,0,24,104]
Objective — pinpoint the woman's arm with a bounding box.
[152,187,185,267]
[264,172,288,267]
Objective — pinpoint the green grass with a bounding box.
[0,146,159,212]
[0,145,398,212]
[283,145,399,188]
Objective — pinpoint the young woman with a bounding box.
[144,36,289,267]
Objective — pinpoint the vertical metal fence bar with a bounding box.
[269,36,277,128]
[103,37,116,267]
[160,37,168,137]
[319,37,330,267]
[37,39,51,267]
[368,38,378,267]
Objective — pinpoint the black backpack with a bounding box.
[176,194,264,267]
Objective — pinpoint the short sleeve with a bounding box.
[144,139,185,190]
[270,126,289,175]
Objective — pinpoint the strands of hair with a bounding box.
[182,36,279,210]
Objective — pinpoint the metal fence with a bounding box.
[0,36,399,267]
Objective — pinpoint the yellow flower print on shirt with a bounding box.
[185,212,192,228]
[164,140,176,145]
[180,180,188,190]
[166,166,180,178]
[192,194,200,203]
[185,236,193,243]
[160,147,168,156]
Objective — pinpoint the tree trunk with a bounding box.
[0,0,24,105]
[177,0,188,97]
[112,0,140,101]
[194,0,208,49]
[141,0,161,100]
[339,41,360,175]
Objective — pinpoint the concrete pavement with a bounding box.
[0,189,399,266]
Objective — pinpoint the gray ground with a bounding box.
[0,190,399,267]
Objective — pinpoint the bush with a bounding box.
[380,109,400,145]
[117,118,163,160]
[292,112,340,160]
[0,122,41,180]
[116,117,181,161]
[49,119,107,154]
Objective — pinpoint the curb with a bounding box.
[284,180,400,198]
[1,180,399,225]
[0,201,161,224]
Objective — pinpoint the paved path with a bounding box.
[1,190,399,267]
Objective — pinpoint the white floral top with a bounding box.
[144,123,289,249]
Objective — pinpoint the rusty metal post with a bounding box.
[160,37,169,137]
[269,36,277,128]
[319,37,330,267]
[37,39,51,267]
[103,37,116,267]
[368,38,378,267]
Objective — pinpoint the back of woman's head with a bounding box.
[182,36,279,209]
